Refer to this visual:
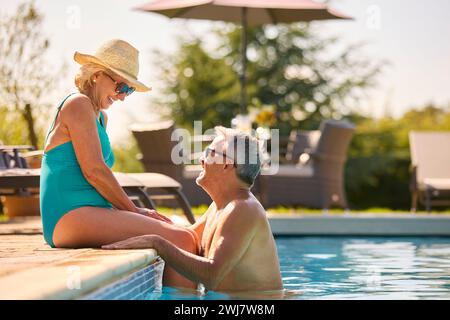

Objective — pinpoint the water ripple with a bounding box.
[276,237,450,299]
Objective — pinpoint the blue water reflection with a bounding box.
[148,237,450,300]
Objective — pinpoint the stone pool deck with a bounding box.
[0,218,159,299]
[2,213,450,299]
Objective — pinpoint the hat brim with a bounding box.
[74,51,151,92]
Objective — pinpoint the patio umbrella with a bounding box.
[135,0,351,114]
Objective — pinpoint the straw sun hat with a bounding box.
[74,39,151,92]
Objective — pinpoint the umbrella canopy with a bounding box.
[136,0,351,114]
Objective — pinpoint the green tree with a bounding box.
[111,142,145,173]
[346,103,450,210]
[152,38,240,131]
[153,24,383,133]
[0,1,65,149]
[0,105,29,145]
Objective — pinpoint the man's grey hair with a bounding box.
[215,126,261,186]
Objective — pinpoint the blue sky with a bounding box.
[2,0,450,144]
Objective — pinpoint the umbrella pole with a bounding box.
[240,7,248,115]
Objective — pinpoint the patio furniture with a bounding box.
[0,168,195,224]
[114,172,195,224]
[409,131,450,212]
[0,146,195,223]
[0,168,41,192]
[0,145,40,217]
[130,121,211,206]
[257,120,355,209]
[0,145,35,169]
[285,130,321,164]
[0,145,36,196]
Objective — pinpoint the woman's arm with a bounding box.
[62,95,139,213]
[103,202,260,290]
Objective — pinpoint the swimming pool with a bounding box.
[275,237,450,299]
[86,237,450,300]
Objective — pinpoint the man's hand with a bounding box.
[102,235,159,250]
[137,208,173,224]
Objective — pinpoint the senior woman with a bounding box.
[40,39,197,288]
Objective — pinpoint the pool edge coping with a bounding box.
[268,214,450,236]
[0,248,159,300]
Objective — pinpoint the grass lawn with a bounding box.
[2,207,449,222]
[157,205,210,217]
[156,205,450,217]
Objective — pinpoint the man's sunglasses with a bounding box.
[103,72,136,96]
[204,147,237,167]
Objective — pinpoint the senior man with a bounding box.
[103,126,282,292]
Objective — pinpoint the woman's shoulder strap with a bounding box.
[44,93,77,144]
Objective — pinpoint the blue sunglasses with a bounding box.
[103,72,136,96]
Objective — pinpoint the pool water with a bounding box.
[147,237,450,300]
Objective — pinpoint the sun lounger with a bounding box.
[409,131,450,212]
[0,146,195,223]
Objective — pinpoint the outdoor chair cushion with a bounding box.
[422,178,450,190]
[285,130,321,164]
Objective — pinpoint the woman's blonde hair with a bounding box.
[74,63,112,112]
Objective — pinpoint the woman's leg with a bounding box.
[52,206,198,288]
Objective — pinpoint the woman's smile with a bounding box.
[105,95,116,107]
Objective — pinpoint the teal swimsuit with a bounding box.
[39,93,115,247]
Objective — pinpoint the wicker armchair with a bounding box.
[257,120,355,209]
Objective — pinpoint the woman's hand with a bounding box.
[136,207,173,224]
[102,235,159,250]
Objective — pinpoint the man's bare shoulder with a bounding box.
[229,196,265,213]
[223,197,266,224]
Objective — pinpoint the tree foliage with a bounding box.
[153,23,383,134]
[0,1,64,148]
[0,104,29,145]
[346,104,450,210]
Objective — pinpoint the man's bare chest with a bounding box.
[200,212,222,257]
